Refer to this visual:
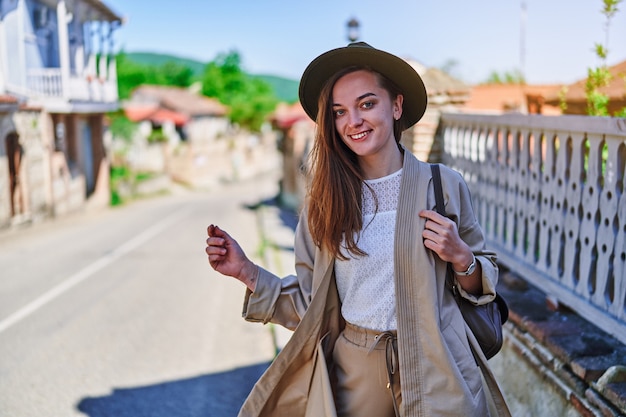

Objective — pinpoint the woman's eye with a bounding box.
[361,101,374,109]
[334,109,345,117]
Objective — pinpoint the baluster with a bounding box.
[527,129,543,264]
[474,127,489,232]
[495,128,508,245]
[548,132,568,280]
[515,128,531,260]
[504,129,517,251]
[484,127,498,241]
[611,175,626,320]
[537,132,555,274]
[592,137,622,309]
[562,133,585,288]
[577,133,603,298]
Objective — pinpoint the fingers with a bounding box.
[420,210,461,261]
[206,224,227,259]
[419,209,448,225]
[207,224,228,238]
[421,212,454,241]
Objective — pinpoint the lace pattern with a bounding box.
[335,169,402,331]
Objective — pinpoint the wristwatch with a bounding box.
[453,255,476,276]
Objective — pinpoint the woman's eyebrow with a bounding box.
[357,92,376,101]
[333,92,377,107]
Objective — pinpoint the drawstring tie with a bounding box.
[369,331,400,417]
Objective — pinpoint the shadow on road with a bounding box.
[244,193,299,232]
[76,362,270,417]
[244,193,299,257]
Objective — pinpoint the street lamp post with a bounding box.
[346,17,360,43]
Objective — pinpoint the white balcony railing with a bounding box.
[24,65,118,103]
[26,68,63,97]
[437,113,626,345]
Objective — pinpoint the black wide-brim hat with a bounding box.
[298,42,428,129]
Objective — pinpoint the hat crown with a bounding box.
[347,41,372,49]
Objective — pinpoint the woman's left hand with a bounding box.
[419,209,483,294]
[418,210,484,294]
[419,209,473,267]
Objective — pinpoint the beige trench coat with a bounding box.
[239,150,511,417]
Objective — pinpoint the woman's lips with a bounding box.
[349,130,370,140]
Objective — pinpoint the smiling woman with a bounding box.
[205,41,511,417]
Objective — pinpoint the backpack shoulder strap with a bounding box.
[430,163,445,216]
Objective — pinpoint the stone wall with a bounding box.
[492,269,626,416]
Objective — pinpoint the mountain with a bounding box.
[253,74,299,104]
[125,52,299,103]
[126,52,206,75]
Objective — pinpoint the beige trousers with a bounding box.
[332,322,401,417]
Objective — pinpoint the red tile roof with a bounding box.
[131,85,228,117]
[270,102,310,129]
[0,95,18,103]
[462,84,561,115]
[545,59,626,103]
[124,105,190,126]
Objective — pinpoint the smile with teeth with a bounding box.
[349,131,370,140]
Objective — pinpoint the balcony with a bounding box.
[25,67,118,104]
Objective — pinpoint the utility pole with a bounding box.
[520,0,527,82]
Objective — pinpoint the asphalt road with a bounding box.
[0,173,286,417]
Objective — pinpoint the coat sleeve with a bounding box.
[241,206,318,331]
[439,166,499,306]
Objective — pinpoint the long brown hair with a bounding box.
[306,66,406,260]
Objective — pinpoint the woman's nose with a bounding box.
[348,111,363,127]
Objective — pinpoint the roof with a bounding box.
[420,67,470,95]
[124,105,190,127]
[544,59,626,104]
[39,0,122,23]
[463,84,561,114]
[270,102,310,129]
[0,94,19,112]
[0,95,18,104]
[83,0,123,23]
[130,85,228,117]
[405,59,469,96]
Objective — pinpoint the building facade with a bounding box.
[0,0,122,228]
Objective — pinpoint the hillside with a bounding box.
[126,52,299,103]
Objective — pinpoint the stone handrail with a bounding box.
[437,113,626,345]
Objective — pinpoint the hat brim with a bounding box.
[298,42,427,129]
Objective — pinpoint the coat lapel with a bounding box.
[394,150,433,415]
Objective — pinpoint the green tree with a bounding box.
[115,51,195,99]
[159,61,194,87]
[108,110,137,142]
[484,69,525,85]
[586,0,623,116]
[116,52,151,99]
[201,51,278,132]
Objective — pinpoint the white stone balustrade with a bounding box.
[438,113,626,344]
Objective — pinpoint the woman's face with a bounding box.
[331,70,403,160]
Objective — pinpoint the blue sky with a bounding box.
[104,0,626,86]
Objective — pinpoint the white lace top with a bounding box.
[334,168,402,331]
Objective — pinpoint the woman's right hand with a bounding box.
[206,224,258,291]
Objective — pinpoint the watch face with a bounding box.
[456,257,475,275]
[467,261,475,275]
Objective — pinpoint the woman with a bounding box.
[206,42,510,417]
